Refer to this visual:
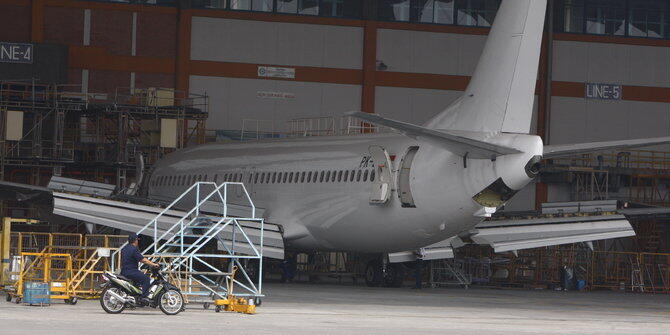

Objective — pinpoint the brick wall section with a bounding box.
[43,7,84,46]
[135,73,175,89]
[136,12,177,58]
[67,68,82,86]
[0,5,31,42]
[91,9,132,56]
[89,69,129,95]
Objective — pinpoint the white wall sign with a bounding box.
[160,118,178,148]
[586,83,622,100]
[258,66,295,79]
[257,91,296,99]
[0,42,33,64]
[5,110,24,140]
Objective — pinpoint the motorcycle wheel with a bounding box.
[100,287,126,314]
[158,289,184,315]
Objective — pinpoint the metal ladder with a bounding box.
[111,182,265,302]
[430,259,471,288]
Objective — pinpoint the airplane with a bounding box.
[4,0,670,287]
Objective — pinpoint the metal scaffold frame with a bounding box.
[111,181,265,302]
[0,81,208,195]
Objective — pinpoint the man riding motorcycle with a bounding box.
[120,233,160,305]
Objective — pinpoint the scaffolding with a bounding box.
[0,81,208,217]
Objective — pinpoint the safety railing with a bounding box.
[551,150,670,171]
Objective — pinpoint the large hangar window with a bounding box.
[193,0,361,18]
[554,0,670,39]
[378,0,500,27]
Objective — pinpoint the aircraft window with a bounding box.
[331,171,336,182]
[356,170,362,182]
[198,174,202,181]
[370,169,375,182]
[259,172,265,184]
[282,172,287,183]
[363,170,369,182]
[265,172,271,183]
[325,171,330,182]
[350,170,355,182]
[337,171,342,182]
[247,173,252,183]
[319,171,324,182]
[254,173,258,184]
[344,170,349,182]
[271,172,276,183]
[288,172,293,183]
[301,172,306,183]
[204,174,208,181]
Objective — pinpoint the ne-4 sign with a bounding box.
[585,83,622,100]
[0,42,33,64]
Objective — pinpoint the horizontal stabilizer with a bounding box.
[544,136,670,159]
[388,213,634,262]
[347,111,522,159]
[472,214,634,253]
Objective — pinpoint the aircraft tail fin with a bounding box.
[425,0,547,134]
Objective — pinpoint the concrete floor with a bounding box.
[2,283,670,335]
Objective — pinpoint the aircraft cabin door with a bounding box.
[397,146,418,208]
[369,145,393,205]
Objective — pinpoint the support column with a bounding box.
[535,0,554,210]
[1,217,11,287]
[31,0,44,43]
[361,21,377,114]
[175,8,192,98]
[176,8,192,145]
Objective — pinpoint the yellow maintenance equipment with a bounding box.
[1,219,127,300]
[1,218,39,288]
[6,251,77,304]
[212,266,258,315]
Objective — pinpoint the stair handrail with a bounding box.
[111,181,217,270]
[145,181,254,255]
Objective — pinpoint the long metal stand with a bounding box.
[111,182,264,302]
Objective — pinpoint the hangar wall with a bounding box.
[190,75,361,130]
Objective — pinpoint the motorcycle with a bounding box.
[100,264,184,315]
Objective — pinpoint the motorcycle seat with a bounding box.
[115,274,132,282]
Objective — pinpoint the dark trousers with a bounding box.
[122,269,151,297]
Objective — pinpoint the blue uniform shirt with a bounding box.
[120,244,144,274]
